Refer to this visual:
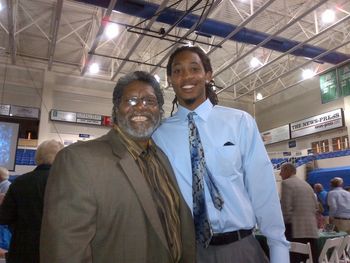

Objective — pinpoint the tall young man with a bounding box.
[153,46,289,263]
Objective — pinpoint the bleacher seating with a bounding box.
[271,149,350,170]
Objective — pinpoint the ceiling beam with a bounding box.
[235,38,350,101]
[217,12,350,95]
[208,0,276,55]
[48,0,64,70]
[81,0,118,76]
[6,0,17,64]
[110,0,170,80]
[149,0,223,75]
[213,0,328,79]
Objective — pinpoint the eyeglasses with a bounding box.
[123,96,158,107]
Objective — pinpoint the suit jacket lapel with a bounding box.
[106,130,170,253]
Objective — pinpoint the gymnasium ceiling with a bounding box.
[0,0,350,106]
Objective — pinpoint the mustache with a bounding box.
[128,111,155,119]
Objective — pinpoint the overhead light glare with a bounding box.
[302,69,315,80]
[89,63,100,74]
[256,92,263,101]
[105,23,120,39]
[322,9,335,24]
[0,3,3,11]
[154,74,160,83]
[250,57,261,68]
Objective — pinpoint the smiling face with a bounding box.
[169,50,212,110]
[116,80,161,142]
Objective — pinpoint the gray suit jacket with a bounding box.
[40,129,195,263]
[281,175,318,239]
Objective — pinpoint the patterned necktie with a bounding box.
[188,112,224,248]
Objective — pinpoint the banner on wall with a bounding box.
[290,108,344,138]
[319,62,350,104]
[50,109,111,127]
[0,104,10,116]
[261,125,290,145]
[10,105,40,119]
[50,110,77,123]
[0,104,40,119]
[76,112,102,125]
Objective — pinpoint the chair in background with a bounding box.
[337,235,350,263]
[318,237,344,263]
[290,241,313,263]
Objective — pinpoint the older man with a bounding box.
[280,163,318,263]
[328,177,350,233]
[0,139,64,263]
[40,71,195,263]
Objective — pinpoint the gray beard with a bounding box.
[116,112,160,140]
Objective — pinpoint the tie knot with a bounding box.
[187,112,196,121]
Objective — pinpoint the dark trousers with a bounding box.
[285,224,318,263]
[197,235,269,263]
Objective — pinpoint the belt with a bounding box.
[209,229,253,246]
[334,217,350,220]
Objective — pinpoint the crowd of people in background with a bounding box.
[0,45,349,263]
[312,177,350,234]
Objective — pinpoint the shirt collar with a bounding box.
[113,124,154,159]
[176,98,213,122]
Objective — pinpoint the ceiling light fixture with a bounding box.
[105,23,120,39]
[89,63,100,74]
[321,9,335,24]
[256,92,263,101]
[302,69,315,80]
[250,57,261,68]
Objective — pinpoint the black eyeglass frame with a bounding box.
[123,96,159,107]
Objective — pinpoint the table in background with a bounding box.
[317,231,348,253]
[254,230,348,258]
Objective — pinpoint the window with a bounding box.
[311,139,329,153]
[332,135,349,151]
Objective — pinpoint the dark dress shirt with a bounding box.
[0,164,51,263]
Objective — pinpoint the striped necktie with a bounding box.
[187,112,224,247]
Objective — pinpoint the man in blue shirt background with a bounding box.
[314,183,329,226]
[327,177,350,233]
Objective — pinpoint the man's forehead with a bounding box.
[123,81,156,95]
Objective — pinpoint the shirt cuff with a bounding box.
[269,242,290,263]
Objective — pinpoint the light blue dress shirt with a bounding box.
[327,187,350,218]
[153,99,289,263]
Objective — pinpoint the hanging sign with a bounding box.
[290,109,343,138]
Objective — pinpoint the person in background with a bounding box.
[0,167,11,194]
[0,139,63,263]
[0,193,11,258]
[327,177,350,233]
[40,71,195,263]
[0,168,12,255]
[313,183,329,228]
[280,163,318,263]
[152,45,289,263]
